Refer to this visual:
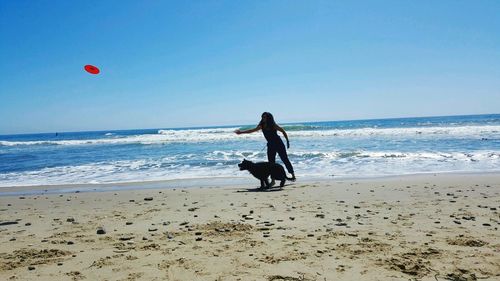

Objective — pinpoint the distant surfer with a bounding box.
[235,112,296,185]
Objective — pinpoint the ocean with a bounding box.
[1,114,499,189]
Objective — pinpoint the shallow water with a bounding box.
[1,114,499,187]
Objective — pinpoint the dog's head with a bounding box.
[238,159,253,171]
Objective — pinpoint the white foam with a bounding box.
[1,149,499,187]
[1,125,499,147]
[0,159,241,187]
[291,125,500,138]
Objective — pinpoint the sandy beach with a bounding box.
[1,173,499,281]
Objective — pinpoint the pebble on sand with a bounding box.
[0,221,19,226]
[119,236,134,241]
[96,227,106,235]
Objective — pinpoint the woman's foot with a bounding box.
[290,174,296,182]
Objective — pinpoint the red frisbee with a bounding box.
[84,65,100,74]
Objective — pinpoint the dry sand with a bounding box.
[1,173,499,281]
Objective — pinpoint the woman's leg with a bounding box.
[267,145,277,163]
[267,145,277,186]
[276,144,294,176]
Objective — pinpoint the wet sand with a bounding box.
[1,173,499,280]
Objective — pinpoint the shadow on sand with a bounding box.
[236,184,292,193]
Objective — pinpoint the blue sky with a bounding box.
[1,1,499,134]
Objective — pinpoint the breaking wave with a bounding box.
[1,125,499,147]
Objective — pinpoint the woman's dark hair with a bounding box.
[259,112,276,130]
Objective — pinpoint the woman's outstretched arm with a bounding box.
[235,125,261,135]
[275,124,290,148]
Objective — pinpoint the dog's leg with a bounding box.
[260,179,266,189]
[280,180,285,187]
[264,178,271,189]
[270,176,275,187]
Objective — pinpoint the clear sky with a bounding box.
[1,1,499,134]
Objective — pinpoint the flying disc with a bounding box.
[84,65,100,74]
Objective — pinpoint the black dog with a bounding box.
[238,159,293,189]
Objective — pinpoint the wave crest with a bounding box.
[1,125,499,147]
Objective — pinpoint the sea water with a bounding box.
[1,114,499,188]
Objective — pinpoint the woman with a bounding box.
[235,112,296,183]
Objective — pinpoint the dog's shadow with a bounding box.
[236,184,292,193]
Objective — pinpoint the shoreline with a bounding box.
[2,170,500,196]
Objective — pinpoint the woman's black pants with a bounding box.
[267,142,294,174]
